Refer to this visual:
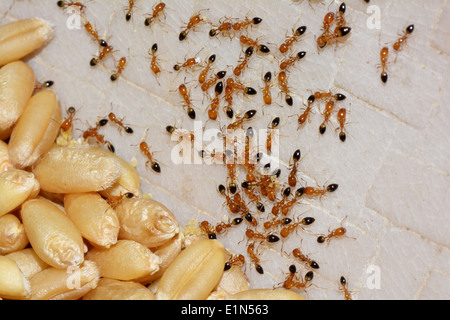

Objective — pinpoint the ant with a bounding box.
[125,0,135,21]
[335,2,347,29]
[336,108,347,142]
[322,11,335,33]
[279,26,307,54]
[292,248,319,269]
[90,45,114,66]
[266,117,280,154]
[262,71,273,105]
[224,254,245,271]
[199,221,217,239]
[233,46,254,77]
[262,168,280,202]
[314,91,346,103]
[166,126,195,142]
[223,80,235,119]
[60,107,76,132]
[243,212,258,228]
[288,149,301,187]
[293,271,314,292]
[245,229,280,243]
[111,57,127,81]
[179,10,208,41]
[99,112,133,134]
[83,124,115,153]
[243,187,265,213]
[215,217,244,235]
[227,109,257,130]
[243,128,257,167]
[149,43,161,79]
[317,10,335,47]
[232,192,250,213]
[226,160,238,195]
[247,242,264,274]
[139,141,161,173]
[280,187,305,216]
[209,17,233,38]
[198,54,216,84]
[319,99,335,135]
[106,192,135,209]
[379,46,389,84]
[317,217,352,244]
[278,71,293,106]
[226,78,257,97]
[218,184,240,214]
[144,2,166,27]
[263,217,292,230]
[271,187,291,216]
[174,56,201,72]
[239,35,270,54]
[340,276,352,300]
[297,95,316,128]
[201,148,228,165]
[282,264,298,289]
[393,24,414,51]
[201,71,227,92]
[317,3,351,49]
[84,20,108,48]
[232,16,262,33]
[317,26,351,49]
[57,1,86,13]
[178,83,196,120]
[207,81,223,121]
[279,51,306,71]
[304,183,339,198]
[280,216,315,238]
[34,80,54,92]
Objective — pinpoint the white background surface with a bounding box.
[1,0,449,299]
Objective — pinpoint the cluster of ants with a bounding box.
[53,0,357,300]
[198,140,353,299]
[56,0,354,144]
[52,0,415,300]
